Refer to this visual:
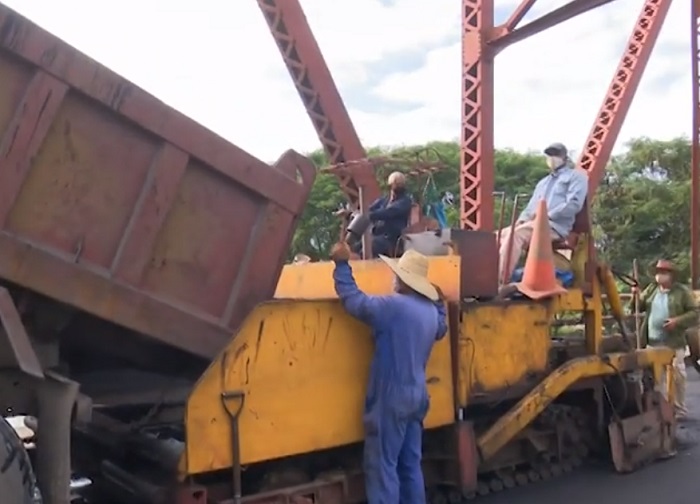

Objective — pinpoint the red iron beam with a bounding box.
[502,0,538,32]
[256,0,380,207]
[692,0,700,289]
[490,0,619,52]
[462,0,496,230]
[578,0,673,193]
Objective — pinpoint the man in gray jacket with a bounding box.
[497,143,588,283]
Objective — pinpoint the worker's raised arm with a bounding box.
[548,170,588,221]
[333,260,391,327]
[369,194,412,221]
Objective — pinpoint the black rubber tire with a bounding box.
[0,417,40,504]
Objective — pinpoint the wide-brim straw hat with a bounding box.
[379,250,439,301]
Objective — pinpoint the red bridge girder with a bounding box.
[260,0,690,254]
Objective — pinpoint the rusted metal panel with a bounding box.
[0,5,316,359]
[451,229,498,299]
[608,391,676,473]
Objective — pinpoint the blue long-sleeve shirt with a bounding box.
[518,165,588,238]
[368,192,413,243]
[333,261,447,411]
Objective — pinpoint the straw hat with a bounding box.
[379,250,439,301]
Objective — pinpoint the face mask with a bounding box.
[546,156,563,170]
[655,273,671,285]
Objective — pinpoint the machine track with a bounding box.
[428,403,598,502]
[79,403,601,504]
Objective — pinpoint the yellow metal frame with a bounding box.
[476,348,673,461]
[456,288,593,406]
[458,262,676,464]
[274,255,461,301]
[180,298,455,477]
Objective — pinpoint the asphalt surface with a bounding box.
[94,371,700,504]
[484,369,700,504]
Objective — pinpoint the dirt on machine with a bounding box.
[0,3,685,504]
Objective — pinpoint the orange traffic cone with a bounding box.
[515,200,567,299]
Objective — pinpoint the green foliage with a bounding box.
[290,137,693,284]
[593,136,692,284]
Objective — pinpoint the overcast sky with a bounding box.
[4,0,690,163]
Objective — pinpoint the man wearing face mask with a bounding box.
[497,142,589,283]
[336,171,413,258]
[632,260,698,420]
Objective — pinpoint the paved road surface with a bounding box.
[485,369,700,504]
[96,370,700,504]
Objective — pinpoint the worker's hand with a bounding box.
[330,241,351,262]
[663,318,678,330]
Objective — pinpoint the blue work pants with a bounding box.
[363,402,427,504]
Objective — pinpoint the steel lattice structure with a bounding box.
[259,0,700,286]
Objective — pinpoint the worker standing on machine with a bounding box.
[497,142,588,282]
[330,241,447,503]
[336,171,413,257]
[632,259,697,421]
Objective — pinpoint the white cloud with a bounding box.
[2,0,691,166]
[370,0,690,158]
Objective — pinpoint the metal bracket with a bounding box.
[608,391,675,473]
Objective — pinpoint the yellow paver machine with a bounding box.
[179,202,678,503]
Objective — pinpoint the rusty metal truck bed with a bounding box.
[0,5,315,359]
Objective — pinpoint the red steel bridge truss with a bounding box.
[257,0,700,287]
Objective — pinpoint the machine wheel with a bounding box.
[0,417,40,504]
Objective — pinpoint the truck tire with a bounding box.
[0,417,40,504]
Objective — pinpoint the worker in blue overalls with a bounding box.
[331,241,448,503]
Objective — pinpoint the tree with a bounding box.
[289,136,693,285]
[594,136,691,284]
[290,142,549,258]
